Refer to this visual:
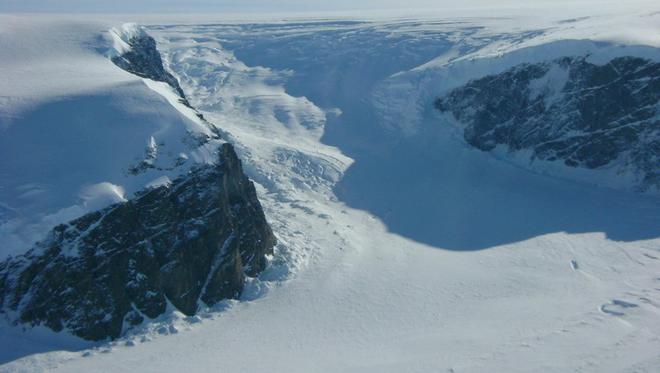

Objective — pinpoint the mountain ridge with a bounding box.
[435,55,659,192]
[0,143,276,341]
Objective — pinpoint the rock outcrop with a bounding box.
[0,144,276,341]
[111,25,187,100]
[435,56,659,191]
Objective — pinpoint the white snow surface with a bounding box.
[1,6,660,373]
[107,22,148,57]
[0,15,221,256]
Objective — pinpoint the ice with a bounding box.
[2,5,660,373]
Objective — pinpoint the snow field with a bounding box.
[2,7,660,372]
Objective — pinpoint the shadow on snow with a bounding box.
[222,21,659,251]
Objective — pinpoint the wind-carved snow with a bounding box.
[79,182,127,211]
[107,23,147,57]
[2,10,660,373]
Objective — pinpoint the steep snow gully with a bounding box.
[2,12,660,373]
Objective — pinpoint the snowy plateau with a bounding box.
[1,3,660,372]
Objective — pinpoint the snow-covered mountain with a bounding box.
[0,17,221,258]
[436,55,659,192]
[109,23,189,101]
[0,18,276,342]
[1,6,660,373]
[0,144,275,341]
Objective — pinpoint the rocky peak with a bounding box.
[0,144,276,341]
[110,24,187,100]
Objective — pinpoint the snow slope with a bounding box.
[0,15,220,257]
[2,6,660,373]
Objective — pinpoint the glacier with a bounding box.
[1,5,660,373]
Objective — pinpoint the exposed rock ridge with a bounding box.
[111,26,188,101]
[435,56,659,191]
[0,144,276,341]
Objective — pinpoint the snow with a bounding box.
[2,4,660,373]
[0,16,221,257]
[107,23,148,57]
[79,182,127,211]
[372,38,659,192]
[528,63,570,106]
[145,176,172,189]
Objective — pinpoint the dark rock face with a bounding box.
[435,56,659,190]
[111,30,187,100]
[111,26,219,176]
[0,144,276,341]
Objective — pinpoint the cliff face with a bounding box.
[435,56,659,191]
[0,144,276,341]
[110,26,187,100]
